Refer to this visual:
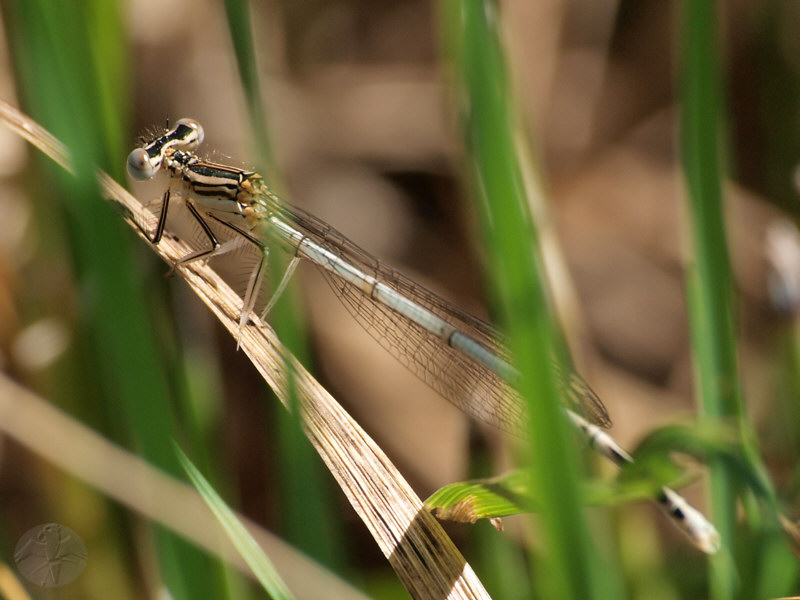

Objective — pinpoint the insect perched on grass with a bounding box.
[127,119,720,554]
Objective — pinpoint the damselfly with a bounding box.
[127,118,720,553]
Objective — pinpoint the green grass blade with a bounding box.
[427,461,717,528]
[439,1,621,598]
[2,1,228,596]
[219,0,347,573]
[426,471,537,523]
[222,0,273,170]
[679,2,794,597]
[176,446,296,600]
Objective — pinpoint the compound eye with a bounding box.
[127,148,155,180]
[175,118,204,146]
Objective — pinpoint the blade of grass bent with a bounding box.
[177,447,295,600]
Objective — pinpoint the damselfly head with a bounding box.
[127,118,205,181]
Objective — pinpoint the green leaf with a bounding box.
[625,423,774,502]
[426,467,705,527]
[176,445,296,600]
[425,471,537,527]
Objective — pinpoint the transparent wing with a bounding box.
[258,187,611,435]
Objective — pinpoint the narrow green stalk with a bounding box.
[220,0,346,573]
[177,447,296,600]
[678,2,779,598]
[440,1,617,598]
[3,0,224,597]
[222,0,274,176]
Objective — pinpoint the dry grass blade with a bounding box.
[0,100,492,600]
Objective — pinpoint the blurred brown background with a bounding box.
[2,0,799,555]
